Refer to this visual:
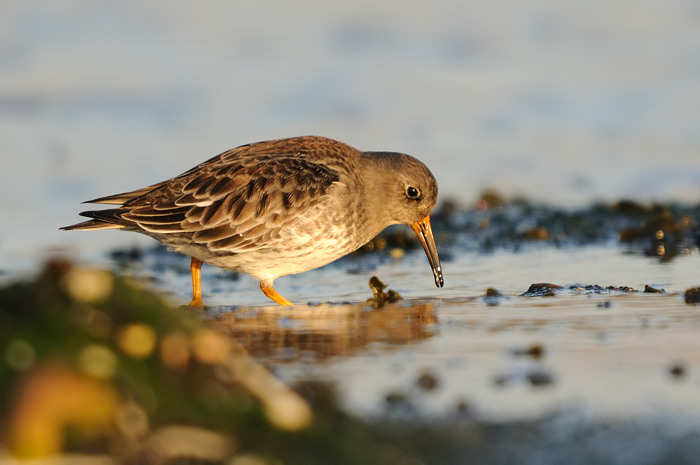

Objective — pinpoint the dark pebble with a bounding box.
[521,283,562,297]
[485,288,503,298]
[484,288,506,306]
[527,369,555,387]
[684,287,700,304]
[416,372,440,391]
[644,284,665,294]
[669,363,686,379]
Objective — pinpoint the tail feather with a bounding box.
[60,220,125,231]
[86,180,169,205]
[60,208,132,231]
[64,180,170,230]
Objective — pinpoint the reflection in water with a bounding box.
[213,301,438,361]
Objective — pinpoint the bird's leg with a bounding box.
[189,257,204,307]
[260,280,293,306]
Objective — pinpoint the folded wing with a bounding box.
[62,147,341,254]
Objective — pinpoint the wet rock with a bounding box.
[608,285,636,293]
[581,285,637,294]
[597,300,613,309]
[643,284,665,294]
[484,287,506,306]
[684,287,700,304]
[521,284,640,297]
[521,283,562,297]
[571,284,637,294]
[485,288,502,298]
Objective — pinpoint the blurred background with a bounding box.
[2,0,699,269]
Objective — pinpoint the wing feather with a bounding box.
[63,136,348,255]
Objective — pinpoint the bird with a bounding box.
[62,136,444,306]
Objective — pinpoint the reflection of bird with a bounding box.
[62,136,444,306]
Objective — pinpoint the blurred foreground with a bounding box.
[2,259,700,465]
[0,261,315,463]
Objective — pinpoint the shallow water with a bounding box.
[171,244,700,427]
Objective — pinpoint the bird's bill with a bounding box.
[410,215,444,288]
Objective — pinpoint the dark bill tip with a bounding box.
[410,216,444,289]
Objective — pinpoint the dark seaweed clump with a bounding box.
[428,192,700,260]
[367,275,402,308]
[520,283,640,297]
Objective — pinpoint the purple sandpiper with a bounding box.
[62,136,443,306]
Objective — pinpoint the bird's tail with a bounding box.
[60,208,131,231]
[60,220,124,231]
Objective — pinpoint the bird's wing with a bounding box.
[73,150,341,253]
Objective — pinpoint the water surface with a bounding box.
[193,245,700,429]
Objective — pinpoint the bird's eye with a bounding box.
[406,186,421,199]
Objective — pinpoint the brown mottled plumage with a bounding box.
[62,136,443,306]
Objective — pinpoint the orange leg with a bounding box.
[260,280,293,306]
[188,257,204,307]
